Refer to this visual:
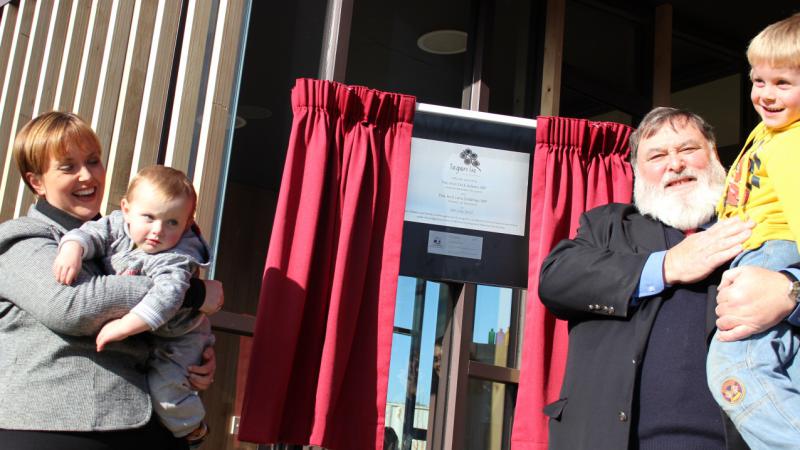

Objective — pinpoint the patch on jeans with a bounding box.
[721,378,745,404]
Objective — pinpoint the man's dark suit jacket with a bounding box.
[538,203,748,450]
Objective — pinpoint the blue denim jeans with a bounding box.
[707,239,800,450]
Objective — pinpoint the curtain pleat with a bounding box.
[239,78,415,450]
[512,116,634,449]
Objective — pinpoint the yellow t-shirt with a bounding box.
[717,121,800,251]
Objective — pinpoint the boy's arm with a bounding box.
[0,233,153,335]
[54,212,127,285]
[131,253,196,331]
[60,211,125,260]
[96,313,150,351]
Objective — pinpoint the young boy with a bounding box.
[53,165,214,447]
[708,13,800,450]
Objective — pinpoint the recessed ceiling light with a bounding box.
[237,104,273,119]
[417,30,468,55]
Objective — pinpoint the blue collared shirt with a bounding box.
[634,252,800,326]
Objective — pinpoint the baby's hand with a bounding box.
[96,319,127,351]
[53,241,84,285]
[96,313,149,351]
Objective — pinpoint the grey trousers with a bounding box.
[149,316,214,437]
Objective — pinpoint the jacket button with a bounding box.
[619,411,628,422]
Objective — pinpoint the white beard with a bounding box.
[634,159,726,231]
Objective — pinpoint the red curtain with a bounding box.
[239,78,415,450]
[511,116,634,449]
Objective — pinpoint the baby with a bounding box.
[53,164,214,447]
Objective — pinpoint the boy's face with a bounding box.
[121,181,192,254]
[751,63,800,130]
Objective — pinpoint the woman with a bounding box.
[0,112,221,449]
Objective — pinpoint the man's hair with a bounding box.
[747,13,800,69]
[629,107,716,168]
[126,165,197,219]
[13,111,102,193]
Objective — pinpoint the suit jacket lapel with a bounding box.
[627,213,668,254]
[627,213,670,356]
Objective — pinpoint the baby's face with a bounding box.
[751,63,800,131]
[121,182,192,254]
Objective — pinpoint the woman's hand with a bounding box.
[188,346,217,390]
[199,279,224,315]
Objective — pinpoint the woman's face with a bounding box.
[26,141,106,221]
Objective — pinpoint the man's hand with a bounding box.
[663,218,753,285]
[715,266,796,341]
[188,346,216,390]
[52,241,84,285]
[199,279,224,315]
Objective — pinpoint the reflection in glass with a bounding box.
[394,276,417,329]
[472,285,516,368]
[386,277,448,449]
[486,0,544,118]
[467,379,516,450]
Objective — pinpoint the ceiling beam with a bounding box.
[539,0,565,116]
[652,3,672,106]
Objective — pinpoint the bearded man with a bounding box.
[538,107,800,450]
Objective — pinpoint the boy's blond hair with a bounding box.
[13,111,102,193]
[747,13,800,69]
[126,165,198,221]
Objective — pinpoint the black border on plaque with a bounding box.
[399,110,535,289]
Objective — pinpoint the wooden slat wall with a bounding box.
[101,0,161,212]
[53,0,91,110]
[193,0,246,238]
[196,2,250,445]
[163,0,214,174]
[90,0,135,167]
[0,0,247,250]
[32,0,71,115]
[0,0,35,219]
[73,0,111,120]
[12,0,58,217]
[0,1,19,182]
[129,1,182,177]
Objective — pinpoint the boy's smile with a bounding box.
[750,63,800,130]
